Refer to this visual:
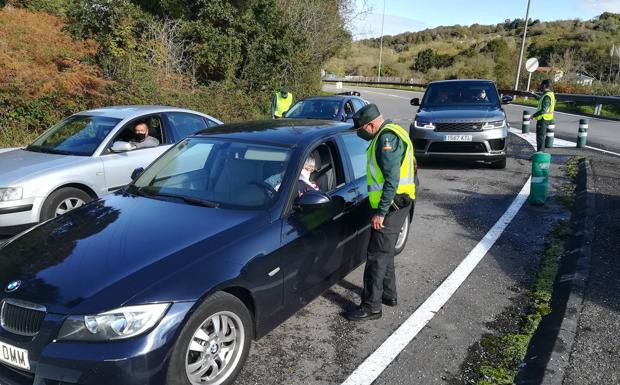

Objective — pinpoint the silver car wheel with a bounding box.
[55,197,85,216]
[185,311,245,385]
[395,214,410,251]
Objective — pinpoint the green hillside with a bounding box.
[326,13,620,94]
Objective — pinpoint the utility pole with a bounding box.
[377,0,386,82]
[514,0,532,91]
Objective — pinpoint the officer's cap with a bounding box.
[353,103,381,129]
[281,86,288,94]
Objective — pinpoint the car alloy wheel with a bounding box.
[395,214,409,251]
[185,311,246,385]
[55,197,86,216]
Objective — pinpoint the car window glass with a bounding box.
[344,101,354,115]
[285,100,341,119]
[422,82,500,107]
[29,115,120,156]
[341,133,368,180]
[352,98,366,111]
[166,112,209,141]
[113,116,164,150]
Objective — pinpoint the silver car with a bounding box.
[0,106,222,234]
[410,80,512,169]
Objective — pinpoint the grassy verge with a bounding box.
[512,97,620,120]
[466,158,583,385]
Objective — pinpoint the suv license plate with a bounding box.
[0,340,30,370]
[444,135,473,142]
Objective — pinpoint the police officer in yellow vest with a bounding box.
[532,79,556,152]
[271,86,294,119]
[347,104,416,321]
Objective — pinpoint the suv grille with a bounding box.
[434,122,483,132]
[428,142,487,153]
[0,299,46,336]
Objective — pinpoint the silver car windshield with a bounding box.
[28,115,121,156]
[131,138,291,209]
[422,82,500,108]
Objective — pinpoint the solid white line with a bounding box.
[509,127,620,157]
[324,84,416,100]
[341,178,532,385]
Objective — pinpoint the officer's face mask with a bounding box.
[356,124,374,141]
[134,133,146,142]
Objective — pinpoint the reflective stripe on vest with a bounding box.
[274,92,293,118]
[366,123,416,209]
[535,91,555,121]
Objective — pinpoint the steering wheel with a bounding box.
[251,181,277,200]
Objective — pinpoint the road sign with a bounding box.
[525,57,539,73]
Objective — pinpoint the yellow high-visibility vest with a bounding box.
[366,123,416,209]
[274,92,293,118]
[535,91,555,121]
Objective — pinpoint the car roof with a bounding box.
[299,95,362,102]
[74,105,211,120]
[195,119,353,147]
[428,79,495,85]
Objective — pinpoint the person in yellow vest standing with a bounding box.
[531,79,556,152]
[347,104,416,321]
[271,86,294,119]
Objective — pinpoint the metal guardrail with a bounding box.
[323,79,620,115]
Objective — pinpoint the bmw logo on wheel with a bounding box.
[5,280,22,293]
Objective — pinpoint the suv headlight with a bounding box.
[413,120,435,129]
[482,120,506,130]
[58,303,170,341]
[0,187,23,202]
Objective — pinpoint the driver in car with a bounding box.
[298,155,319,196]
[130,121,160,149]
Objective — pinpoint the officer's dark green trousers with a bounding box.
[362,202,412,312]
[536,120,549,152]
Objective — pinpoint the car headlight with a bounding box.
[413,120,435,129]
[0,187,23,202]
[482,120,506,130]
[57,303,170,341]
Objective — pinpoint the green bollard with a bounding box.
[522,111,531,134]
[530,151,551,205]
[545,120,555,148]
[577,119,588,148]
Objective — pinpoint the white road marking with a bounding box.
[342,177,532,385]
[324,84,413,100]
[509,127,620,157]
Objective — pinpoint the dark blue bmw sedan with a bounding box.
[0,120,414,385]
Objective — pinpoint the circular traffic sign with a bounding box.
[525,57,539,73]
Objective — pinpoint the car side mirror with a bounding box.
[501,95,513,105]
[410,98,420,106]
[343,113,354,122]
[131,167,144,181]
[111,141,132,153]
[295,190,332,211]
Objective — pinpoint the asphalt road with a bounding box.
[325,84,620,155]
[230,86,573,384]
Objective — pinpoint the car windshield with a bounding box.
[130,137,291,209]
[285,99,341,120]
[28,115,121,156]
[422,82,500,108]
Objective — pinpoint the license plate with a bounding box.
[444,135,473,142]
[0,340,30,370]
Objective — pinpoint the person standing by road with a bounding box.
[271,86,294,119]
[347,104,416,321]
[532,79,555,152]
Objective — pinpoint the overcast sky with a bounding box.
[351,0,620,39]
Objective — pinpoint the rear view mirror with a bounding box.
[410,98,420,106]
[131,167,145,181]
[111,141,132,153]
[501,95,513,104]
[295,190,331,211]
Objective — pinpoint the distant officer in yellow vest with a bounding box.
[532,79,556,152]
[347,104,416,322]
[271,86,294,119]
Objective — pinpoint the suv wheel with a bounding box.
[167,292,253,385]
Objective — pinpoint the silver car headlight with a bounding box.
[482,120,506,130]
[413,120,435,129]
[57,303,170,341]
[0,187,23,202]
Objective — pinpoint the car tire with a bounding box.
[395,212,411,255]
[491,157,507,169]
[166,292,253,385]
[40,187,93,222]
